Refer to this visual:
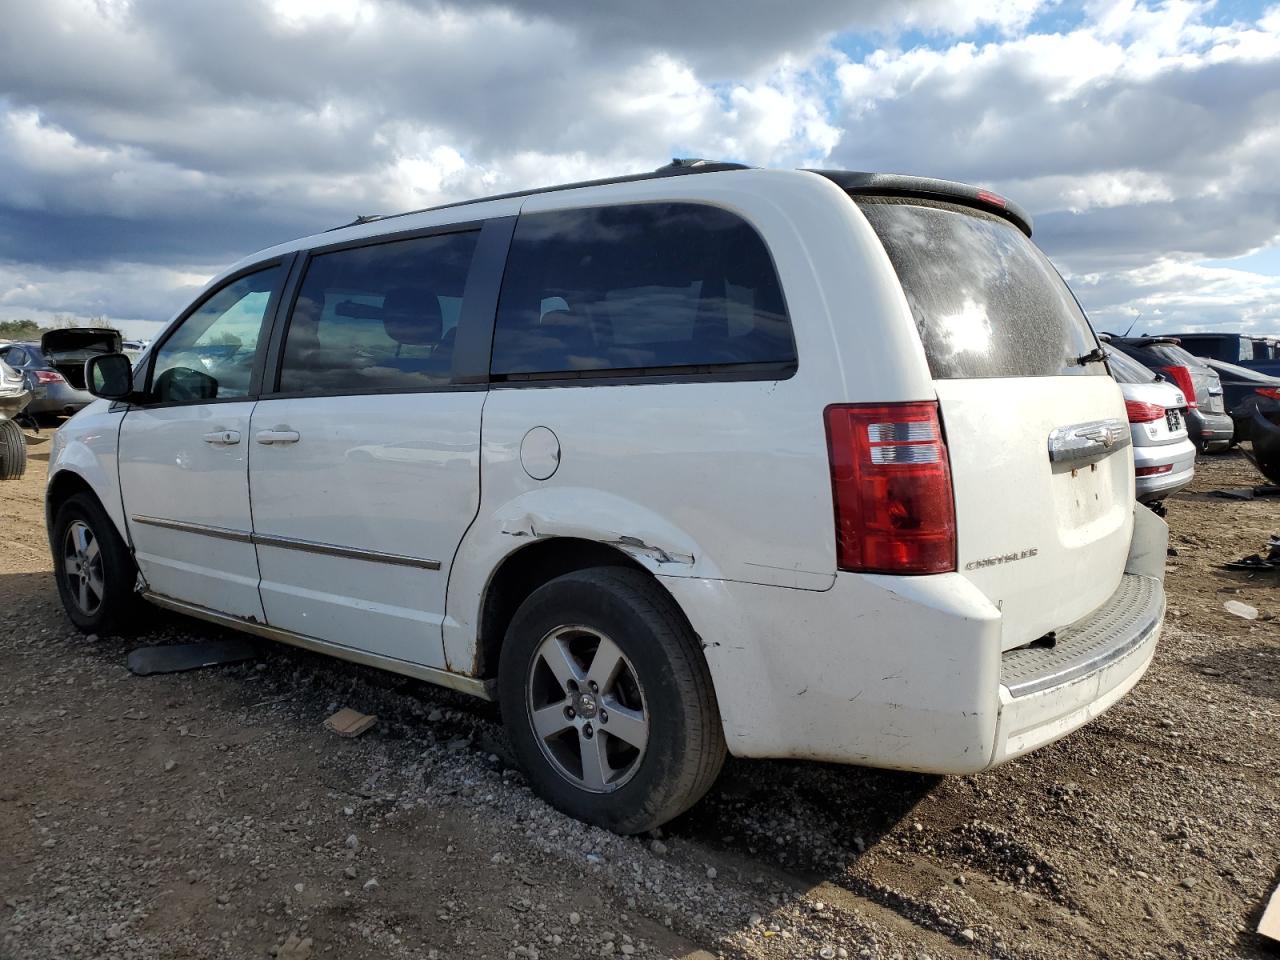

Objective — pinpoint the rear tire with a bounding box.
[498,567,726,834]
[0,419,27,480]
[52,492,145,636]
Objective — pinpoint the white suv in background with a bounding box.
[48,161,1167,833]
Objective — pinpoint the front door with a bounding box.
[248,227,492,668]
[119,262,287,619]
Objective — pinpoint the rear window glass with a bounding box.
[857,198,1104,379]
[491,203,795,378]
[1105,347,1156,384]
[1142,342,1202,367]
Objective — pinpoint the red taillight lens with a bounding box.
[824,402,957,575]
[1256,387,1280,401]
[34,370,65,384]
[1161,366,1197,408]
[1135,463,1173,477]
[1124,399,1165,423]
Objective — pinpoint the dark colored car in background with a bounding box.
[1164,332,1280,377]
[1197,356,1280,442]
[0,329,121,420]
[1102,335,1235,452]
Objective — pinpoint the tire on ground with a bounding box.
[52,491,146,636]
[498,566,726,834]
[0,419,27,480]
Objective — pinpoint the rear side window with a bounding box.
[857,199,1103,379]
[491,203,795,378]
[278,231,479,394]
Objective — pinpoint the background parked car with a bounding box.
[1163,331,1280,376]
[1102,335,1234,452]
[0,329,123,421]
[1105,346,1195,510]
[1196,356,1280,443]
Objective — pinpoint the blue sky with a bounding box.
[1,0,1278,337]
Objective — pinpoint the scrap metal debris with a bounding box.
[324,708,377,738]
[1222,535,1280,572]
[127,638,258,675]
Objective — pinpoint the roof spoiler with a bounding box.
[807,170,1033,237]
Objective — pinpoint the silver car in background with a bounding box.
[1107,346,1196,508]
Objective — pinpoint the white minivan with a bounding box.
[48,162,1167,833]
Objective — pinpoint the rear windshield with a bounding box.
[856,198,1104,379]
[1105,347,1157,384]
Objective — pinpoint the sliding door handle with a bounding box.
[202,430,241,445]
[255,427,301,446]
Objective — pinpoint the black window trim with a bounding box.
[123,254,297,411]
[260,217,512,400]
[487,200,799,387]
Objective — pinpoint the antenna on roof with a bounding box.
[1121,312,1142,338]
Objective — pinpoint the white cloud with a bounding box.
[0,0,1275,335]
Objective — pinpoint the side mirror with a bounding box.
[85,353,134,401]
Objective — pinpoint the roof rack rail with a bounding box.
[326,158,752,233]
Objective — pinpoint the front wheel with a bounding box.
[52,492,145,635]
[498,567,726,834]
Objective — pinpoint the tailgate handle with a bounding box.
[1047,418,1130,466]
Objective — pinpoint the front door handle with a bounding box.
[255,427,301,446]
[202,430,241,446]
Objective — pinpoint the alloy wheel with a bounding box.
[63,520,104,617]
[526,625,649,793]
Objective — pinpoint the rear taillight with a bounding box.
[1256,387,1280,401]
[1135,463,1173,477]
[824,402,956,575]
[1161,365,1197,408]
[34,370,65,384]
[1124,399,1165,423]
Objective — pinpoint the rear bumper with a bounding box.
[1133,439,1196,501]
[1188,409,1234,450]
[25,382,92,416]
[989,574,1162,765]
[665,512,1166,773]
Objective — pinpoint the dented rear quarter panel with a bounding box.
[443,171,938,674]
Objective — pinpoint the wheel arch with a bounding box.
[472,536,700,682]
[45,469,106,542]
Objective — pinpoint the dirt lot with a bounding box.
[2,443,1278,960]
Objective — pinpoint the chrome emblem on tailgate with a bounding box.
[1047,418,1131,466]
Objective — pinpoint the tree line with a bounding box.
[0,316,120,340]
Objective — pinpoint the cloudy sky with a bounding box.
[2,0,1278,338]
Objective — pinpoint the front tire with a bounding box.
[52,492,145,635]
[498,567,726,834]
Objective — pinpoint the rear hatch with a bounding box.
[855,195,1132,651]
[40,328,122,389]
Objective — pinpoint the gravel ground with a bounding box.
[2,443,1278,960]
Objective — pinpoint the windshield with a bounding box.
[857,198,1103,379]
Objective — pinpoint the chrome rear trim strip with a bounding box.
[252,532,441,570]
[142,592,492,700]
[131,515,252,543]
[130,516,441,570]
